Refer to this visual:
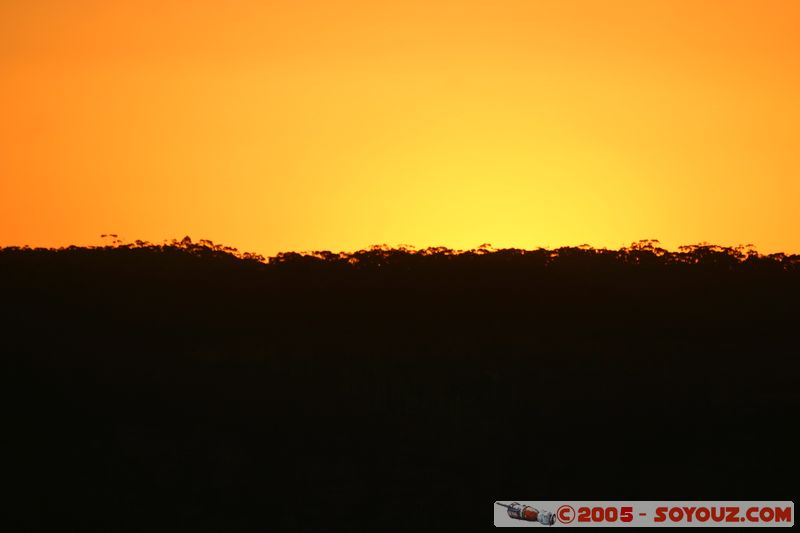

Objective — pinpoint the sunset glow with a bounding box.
[2,0,799,255]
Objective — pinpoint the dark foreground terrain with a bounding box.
[2,239,798,530]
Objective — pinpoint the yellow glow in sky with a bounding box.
[1,0,799,255]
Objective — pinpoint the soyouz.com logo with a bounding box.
[493,501,794,527]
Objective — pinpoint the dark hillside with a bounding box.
[2,239,798,530]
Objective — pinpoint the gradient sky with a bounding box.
[2,0,799,255]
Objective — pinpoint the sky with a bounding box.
[1,0,799,255]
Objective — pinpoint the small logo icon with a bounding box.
[557,504,576,524]
[496,502,556,526]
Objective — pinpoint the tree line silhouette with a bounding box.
[2,238,798,530]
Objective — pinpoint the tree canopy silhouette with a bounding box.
[2,238,797,530]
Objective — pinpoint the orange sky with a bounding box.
[2,0,799,255]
